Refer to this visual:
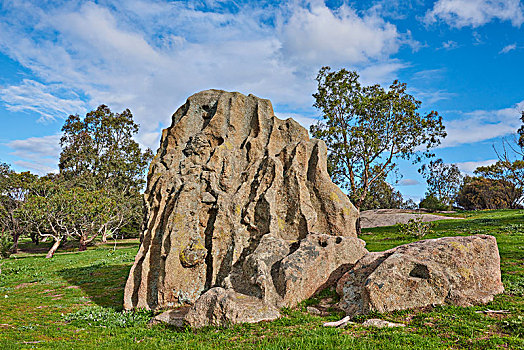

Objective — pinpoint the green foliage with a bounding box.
[0,163,37,251]
[311,67,446,209]
[359,176,415,210]
[59,105,153,193]
[0,210,523,349]
[418,158,461,209]
[500,316,524,337]
[0,230,13,258]
[58,105,153,243]
[18,176,117,256]
[456,176,522,210]
[397,218,434,238]
[476,160,524,208]
[419,194,449,212]
[518,110,524,148]
[64,305,153,328]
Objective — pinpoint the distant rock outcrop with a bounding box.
[336,235,504,317]
[123,90,364,327]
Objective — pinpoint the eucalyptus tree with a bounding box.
[419,158,462,209]
[59,105,153,193]
[0,163,37,252]
[311,67,446,215]
[19,176,116,258]
[59,105,153,241]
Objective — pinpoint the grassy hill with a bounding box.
[0,210,522,349]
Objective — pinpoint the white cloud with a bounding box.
[440,100,524,148]
[441,40,459,50]
[415,89,457,104]
[0,79,86,121]
[456,159,498,173]
[499,43,517,53]
[5,134,61,175]
[358,61,409,86]
[12,160,58,175]
[0,1,411,156]
[412,68,447,81]
[425,0,524,28]
[398,178,421,186]
[279,3,403,65]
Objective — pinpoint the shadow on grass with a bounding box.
[60,263,132,310]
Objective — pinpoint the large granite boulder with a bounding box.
[337,235,504,317]
[124,90,364,326]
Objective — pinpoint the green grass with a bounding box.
[0,210,522,349]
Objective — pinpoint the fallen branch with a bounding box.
[323,316,353,328]
[475,309,510,314]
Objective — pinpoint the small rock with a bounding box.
[150,306,191,327]
[273,234,367,308]
[179,238,207,268]
[362,319,405,328]
[306,306,322,315]
[201,192,216,203]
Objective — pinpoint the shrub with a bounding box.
[397,218,434,238]
[419,194,449,212]
[0,231,13,259]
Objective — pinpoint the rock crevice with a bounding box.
[125,90,504,328]
[124,90,364,325]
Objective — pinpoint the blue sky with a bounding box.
[0,0,523,201]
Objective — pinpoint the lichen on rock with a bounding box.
[123,90,364,326]
[336,234,504,317]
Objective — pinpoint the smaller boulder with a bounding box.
[150,306,191,327]
[184,287,281,328]
[337,235,504,317]
[273,234,367,308]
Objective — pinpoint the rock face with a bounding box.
[123,90,364,326]
[184,287,281,328]
[337,235,504,317]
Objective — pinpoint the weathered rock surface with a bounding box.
[150,307,190,327]
[184,287,281,328]
[123,90,363,326]
[272,233,366,308]
[360,209,462,229]
[337,235,504,317]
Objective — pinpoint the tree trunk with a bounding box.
[46,238,62,259]
[78,239,88,251]
[101,230,108,243]
[31,232,39,245]
[11,233,19,254]
[355,216,362,236]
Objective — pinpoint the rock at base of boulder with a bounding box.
[184,287,281,328]
[150,306,191,327]
[337,235,504,317]
[273,234,367,308]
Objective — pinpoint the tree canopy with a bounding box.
[59,105,153,193]
[456,176,522,210]
[0,163,37,252]
[419,158,462,209]
[311,67,446,210]
[13,105,154,258]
